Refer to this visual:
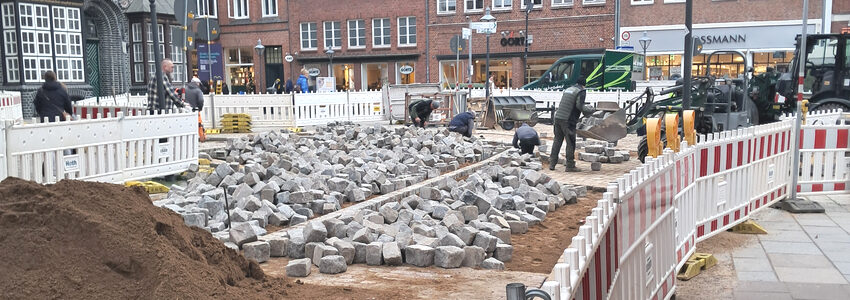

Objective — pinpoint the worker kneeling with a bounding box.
[512,123,540,155]
[550,76,596,172]
[408,99,441,128]
[448,110,476,137]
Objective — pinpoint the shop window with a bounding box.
[752,51,793,75]
[362,63,388,90]
[398,62,416,84]
[225,47,255,93]
[486,60,512,88]
[440,61,461,88]
[333,64,355,91]
[526,57,558,84]
[646,54,682,80]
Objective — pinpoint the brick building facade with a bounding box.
[213,0,615,92]
[619,0,826,80]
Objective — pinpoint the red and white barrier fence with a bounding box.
[797,124,850,194]
[542,119,798,300]
[0,91,23,121]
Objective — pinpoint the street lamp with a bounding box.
[481,7,495,103]
[523,0,533,85]
[325,47,335,78]
[254,39,265,94]
[149,0,164,110]
[639,31,652,81]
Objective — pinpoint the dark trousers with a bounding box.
[550,120,577,167]
[518,137,539,154]
[448,123,473,137]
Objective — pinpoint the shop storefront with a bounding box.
[362,63,388,90]
[396,62,416,84]
[621,20,821,81]
[225,47,255,93]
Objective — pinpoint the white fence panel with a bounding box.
[348,90,384,123]
[3,110,197,184]
[797,124,850,195]
[293,91,350,126]
[0,91,23,121]
[205,94,295,128]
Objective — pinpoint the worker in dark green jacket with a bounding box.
[549,76,596,172]
[408,99,441,128]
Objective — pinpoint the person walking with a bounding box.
[296,69,310,93]
[408,99,440,128]
[147,59,185,113]
[549,76,596,172]
[513,123,540,155]
[285,78,294,94]
[34,71,73,122]
[448,110,476,137]
[185,77,205,111]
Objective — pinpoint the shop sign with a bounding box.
[316,77,335,92]
[500,37,526,47]
[197,43,223,81]
[399,65,414,75]
[63,155,80,173]
[696,34,746,45]
[285,55,294,62]
[308,68,321,77]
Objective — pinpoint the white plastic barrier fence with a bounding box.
[73,105,146,119]
[2,109,198,184]
[0,91,23,121]
[546,119,795,300]
[75,93,147,107]
[797,123,850,195]
[202,94,295,128]
[293,90,383,126]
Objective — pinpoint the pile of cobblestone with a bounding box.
[577,141,631,171]
[155,123,503,247]
[239,152,588,275]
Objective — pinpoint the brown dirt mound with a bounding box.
[0,178,280,299]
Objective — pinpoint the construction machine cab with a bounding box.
[779,34,850,111]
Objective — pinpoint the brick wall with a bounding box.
[621,0,823,27]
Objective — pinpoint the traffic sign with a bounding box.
[195,18,220,41]
[174,0,197,27]
[470,22,497,34]
[462,28,471,40]
[621,31,631,41]
[450,35,466,53]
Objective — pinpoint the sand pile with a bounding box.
[0,178,285,299]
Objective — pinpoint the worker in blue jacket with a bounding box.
[448,111,476,137]
[512,123,540,155]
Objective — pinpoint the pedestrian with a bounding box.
[185,77,205,111]
[147,59,186,113]
[285,78,294,94]
[222,83,230,95]
[549,76,596,172]
[408,99,440,128]
[34,71,73,122]
[296,69,310,93]
[512,123,540,155]
[448,110,475,137]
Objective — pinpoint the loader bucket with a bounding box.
[577,109,628,143]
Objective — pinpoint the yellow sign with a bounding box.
[373,105,381,112]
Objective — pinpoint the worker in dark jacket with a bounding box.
[448,111,475,137]
[185,77,205,111]
[513,123,540,155]
[408,99,441,128]
[34,71,73,122]
[550,76,596,172]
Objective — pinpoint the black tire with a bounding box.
[638,137,649,163]
[500,120,515,130]
[813,101,850,113]
[527,112,540,127]
[746,98,760,126]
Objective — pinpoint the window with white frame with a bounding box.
[631,0,652,5]
[5,57,19,82]
[262,0,277,17]
[52,7,66,30]
[171,26,185,82]
[663,0,684,3]
[437,0,456,14]
[53,7,82,82]
[18,3,33,28]
[348,19,365,48]
[197,0,217,17]
[465,0,483,12]
[131,23,143,82]
[1,3,14,28]
[54,32,68,56]
[521,0,542,9]
[493,0,512,10]
[584,0,605,4]
[146,23,166,80]
[300,22,317,50]
[21,31,36,55]
[398,17,416,47]
[373,18,390,48]
[4,31,17,55]
[552,0,574,6]
[34,5,49,29]
[229,0,248,19]
[324,21,341,49]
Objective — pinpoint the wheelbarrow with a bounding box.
[577,101,627,143]
[491,96,539,130]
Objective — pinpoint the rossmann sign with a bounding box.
[696,34,746,45]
